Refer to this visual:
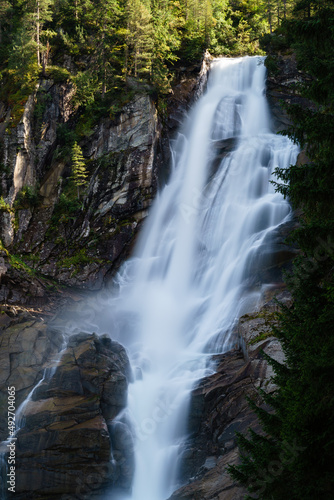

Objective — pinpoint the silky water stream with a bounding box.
[98,56,299,500]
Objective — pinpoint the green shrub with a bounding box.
[0,196,11,213]
[14,186,41,210]
[46,65,72,83]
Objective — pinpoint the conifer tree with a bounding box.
[0,0,11,46]
[32,0,54,67]
[71,142,88,199]
[126,0,154,78]
[150,0,181,91]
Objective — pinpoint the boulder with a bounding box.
[0,326,133,499]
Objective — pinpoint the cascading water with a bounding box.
[98,56,299,500]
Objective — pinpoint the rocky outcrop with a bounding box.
[265,53,313,132]
[19,92,160,290]
[0,80,160,295]
[170,289,290,500]
[0,317,133,499]
[0,309,64,442]
[0,52,212,303]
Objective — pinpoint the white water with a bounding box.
[100,56,299,500]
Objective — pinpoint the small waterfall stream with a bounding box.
[103,56,299,499]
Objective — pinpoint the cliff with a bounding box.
[0,83,160,305]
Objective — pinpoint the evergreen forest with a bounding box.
[0,0,297,110]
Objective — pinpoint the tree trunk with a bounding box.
[283,0,286,19]
[268,0,272,34]
[125,19,129,82]
[135,45,138,77]
[102,22,106,97]
[277,0,280,26]
[37,0,40,66]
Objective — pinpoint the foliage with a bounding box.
[71,142,88,198]
[72,71,100,107]
[0,0,279,112]
[0,196,11,213]
[58,248,102,270]
[13,185,41,210]
[46,65,71,83]
[53,123,78,160]
[52,191,81,220]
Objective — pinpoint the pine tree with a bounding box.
[71,142,88,199]
[150,0,181,91]
[30,0,54,67]
[0,0,11,46]
[126,0,154,78]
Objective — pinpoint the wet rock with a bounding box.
[109,420,135,490]
[0,250,57,306]
[169,448,246,500]
[0,317,64,441]
[266,53,313,132]
[3,332,133,499]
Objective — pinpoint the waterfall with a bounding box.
[0,56,298,500]
[100,56,299,500]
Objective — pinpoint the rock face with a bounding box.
[0,309,64,442]
[157,51,212,185]
[169,290,290,500]
[265,53,313,132]
[0,318,133,499]
[0,80,160,294]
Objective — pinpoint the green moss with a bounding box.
[0,68,38,130]
[0,196,12,213]
[57,248,103,277]
[9,254,37,276]
[244,309,279,345]
[0,239,9,255]
[46,66,72,83]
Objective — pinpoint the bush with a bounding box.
[46,66,72,83]
[14,186,41,210]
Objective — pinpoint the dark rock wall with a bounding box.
[265,53,313,132]
[0,314,133,499]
